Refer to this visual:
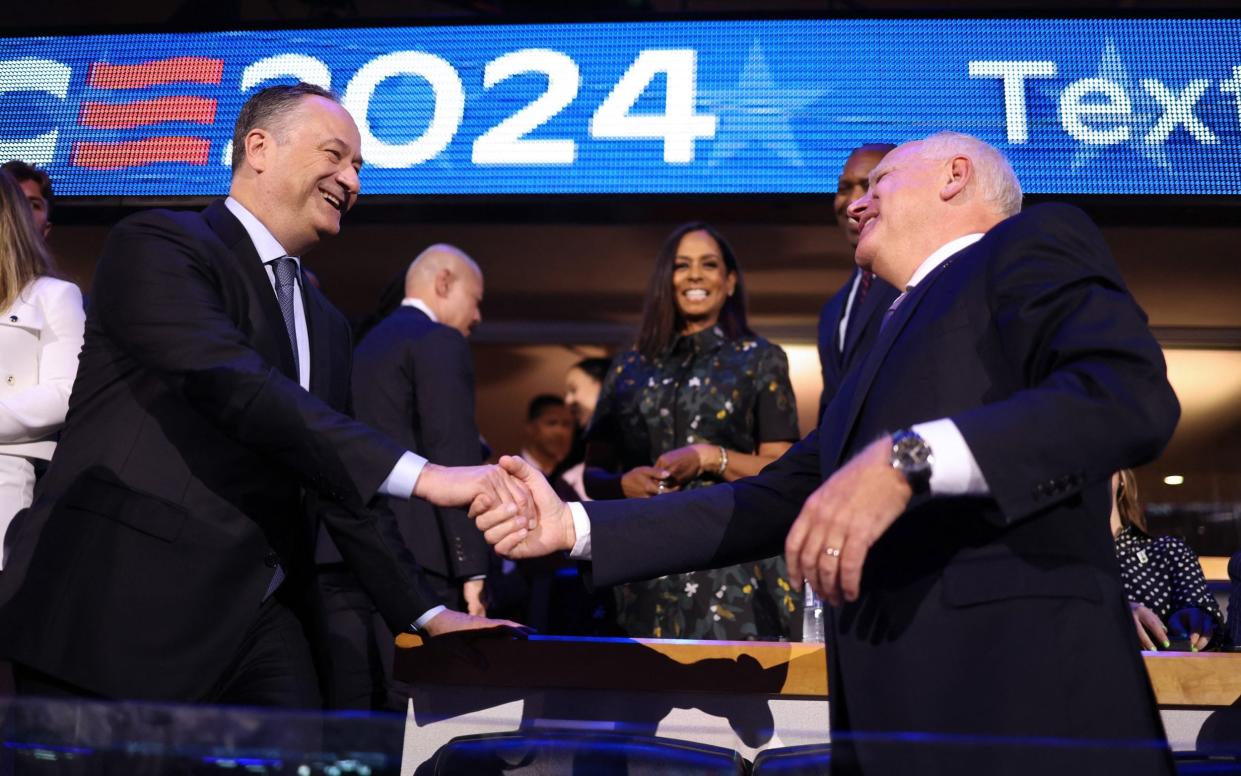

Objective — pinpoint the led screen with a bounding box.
[1,18,1238,195]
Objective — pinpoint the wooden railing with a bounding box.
[396,632,1241,707]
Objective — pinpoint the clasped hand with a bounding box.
[413,461,532,519]
[469,456,577,559]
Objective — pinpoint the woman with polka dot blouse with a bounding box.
[1112,469,1222,651]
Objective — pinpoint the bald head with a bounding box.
[405,244,484,337]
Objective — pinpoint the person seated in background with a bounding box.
[584,221,801,640]
[520,394,576,495]
[1112,469,1222,651]
[559,357,611,500]
[0,168,84,570]
[486,394,577,627]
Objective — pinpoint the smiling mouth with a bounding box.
[321,190,344,211]
[683,289,709,301]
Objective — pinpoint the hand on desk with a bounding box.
[785,435,912,608]
[471,455,575,559]
[414,463,530,520]
[422,608,528,638]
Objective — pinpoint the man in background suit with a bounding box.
[816,144,898,416]
[477,133,1180,774]
[317,244,491,709]
[0,84,523,708]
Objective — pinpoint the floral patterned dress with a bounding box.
[588,326,801,640]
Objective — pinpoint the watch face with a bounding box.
[893,433,933,472]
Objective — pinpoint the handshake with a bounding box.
[413,456,577,560]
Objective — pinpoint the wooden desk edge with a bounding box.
[395,635,1241,706]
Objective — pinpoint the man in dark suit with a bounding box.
[0,84,523,708]
[476,133,1180,774]
[317,244,491,709]
[816,144,898,417]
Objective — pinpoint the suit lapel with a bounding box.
[841,277,894,364]
[203,201,298,382]
[303,283,334,401]
[826,256,960,467]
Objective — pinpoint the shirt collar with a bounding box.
[672,324,727,355]
[905,233,984,290]
[225,196,298,269]
[401,297,438,323]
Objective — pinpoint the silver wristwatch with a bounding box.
[890,428,933,494]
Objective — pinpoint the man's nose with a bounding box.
[847,193,871,219]
[339,166,361,198]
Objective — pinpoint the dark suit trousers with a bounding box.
[12,597,319,709]
[317,566,414,712]
[8,598,321,775]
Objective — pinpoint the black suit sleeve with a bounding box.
[952,204,1180,525]
[92,213,404,510]
[587,429,823,587]
[313,328,443,630]
[411,326,489,579]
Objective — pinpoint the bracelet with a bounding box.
[717,446,729,477]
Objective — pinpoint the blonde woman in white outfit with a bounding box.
[0,169,84,569]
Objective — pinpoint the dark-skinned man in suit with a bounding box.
[0,84,524,708]
[817,143,899,417]
[474,133,1180,775]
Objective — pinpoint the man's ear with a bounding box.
[940,156,971,202]
[435,268,455,298]
[243,128,273,173]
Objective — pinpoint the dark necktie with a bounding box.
[269,256,300,377]
[856,269,874,304]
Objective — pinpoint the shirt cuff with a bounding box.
[413,605,447,632]
[466,575,486,582]
[911,418,990,497]
[568,502,592,560]
[379,451,429,499]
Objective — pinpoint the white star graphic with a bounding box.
[699,41,826,168]
[1041,38,1170,173]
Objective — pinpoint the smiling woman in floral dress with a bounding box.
[584,222,801,640]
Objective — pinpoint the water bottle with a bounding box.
[802,582,825,643]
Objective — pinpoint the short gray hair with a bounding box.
[230,83,338,172]
[916,131,1022,216]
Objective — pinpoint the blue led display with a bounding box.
[0,19,1238,195]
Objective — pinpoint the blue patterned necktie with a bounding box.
[269,256,300,377]
[880,288,910,333]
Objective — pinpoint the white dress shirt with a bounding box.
[402,297,438,321]
[226,199,439,626]
[836,270,864,352]
[566,233,991,561]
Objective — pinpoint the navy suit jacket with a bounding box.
[0,201,440,701]
[325,305,488,582]
[584,204,1179,774]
